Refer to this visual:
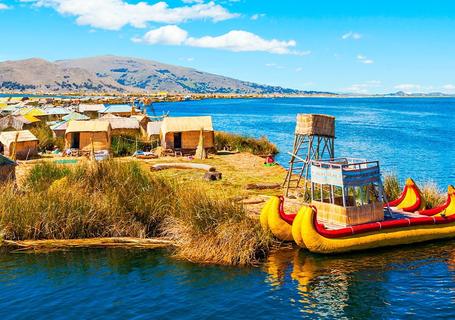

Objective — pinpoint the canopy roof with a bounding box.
[18,108,47,117]
[45,107,71,115]
[78,104,105,112]
[62,112,90,121]
[65,120,110,134]
[161,116,213,135]
[0,154,15,166]
[50,120,69,131]
[99,104,137,114]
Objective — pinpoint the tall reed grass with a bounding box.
[0,160,272,265]
[215,132,278,155]
[383,174,446,209]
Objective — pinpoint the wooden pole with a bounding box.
[11,132,19,161]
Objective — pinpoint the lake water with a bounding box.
[2,98,455,319]
[2,243,455,319]
[154,97,455,188]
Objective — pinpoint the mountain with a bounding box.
[0,55,309,94]
[384,91,452,97]
[0,58,129,93]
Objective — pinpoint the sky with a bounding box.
[0,0,455,94]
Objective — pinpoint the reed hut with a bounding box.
[131,114,150,136]
[50,121,69,138]
[0,115,38,131]
[160,116,214,154]
[0,154,16,183]
[65,120,111,152]
[78,104,105,119]
[99,114,140,137]
[147,121,162,140]
[0,130,39,160]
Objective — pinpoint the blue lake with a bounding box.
[154,97,455,188]
[2,98,455,319]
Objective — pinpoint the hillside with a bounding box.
[0,58,129,93]
[0,55,306,94]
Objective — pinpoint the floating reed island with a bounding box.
[0,132,285,265]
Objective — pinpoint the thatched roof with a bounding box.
[147,121,162,136]
[0,130,38,147]
[78,104,105,113]
[131,114,148,122]
[0,115,34,130]
[66,120,110,134]
[100,117,140,130]
[161,116,213,135]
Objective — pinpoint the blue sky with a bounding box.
[1,0,455,94]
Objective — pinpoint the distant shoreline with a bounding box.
[1,92,455,100]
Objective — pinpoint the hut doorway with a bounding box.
[71,133,80,149]
[173,132,182,149]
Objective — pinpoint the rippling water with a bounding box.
[2,242,455,319]
[2,98,455,319]
[153,97,455,187]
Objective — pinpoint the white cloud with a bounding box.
[186,30,303,54]
[181,0,204,3]
[136,25,309,55]
[140,25,188,45]
[265,63,284,69]
[357,54,374,64]
[295,67,303,72]
[0,3,10,10]
[394,84,421,92]
[251,13,265,20]
[27,0,238,30]
[442,84,455,92]
[341,31,362,40]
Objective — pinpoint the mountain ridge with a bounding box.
[0,55,321,95]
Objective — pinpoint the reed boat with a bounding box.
[262,185,455,254]
[260,157,455,254]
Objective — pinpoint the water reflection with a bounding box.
[263,241,455,318]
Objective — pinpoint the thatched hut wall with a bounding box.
[3,140,39,159]
[74,132,111,151]
[163,131,214,150]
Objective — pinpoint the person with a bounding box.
[264,154,276,166]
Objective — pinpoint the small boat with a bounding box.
[260,158,455,254]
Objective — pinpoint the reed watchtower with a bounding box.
[283,114,335,197]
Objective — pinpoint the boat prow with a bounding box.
[260,196,296,241]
